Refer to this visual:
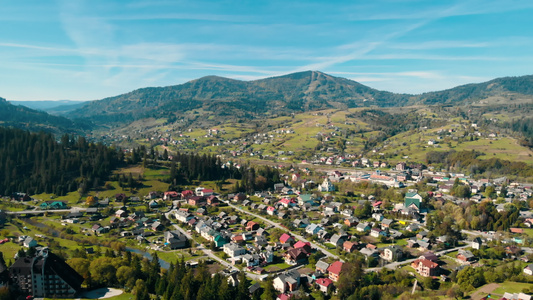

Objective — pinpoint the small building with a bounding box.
[316,278,334,294]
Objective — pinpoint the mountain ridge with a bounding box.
[11,71,533,129]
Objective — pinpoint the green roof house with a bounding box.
[405,192,423,211]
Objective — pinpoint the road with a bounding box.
[6,208,88,215]
[225,201,343,262]
[164,213,267,281]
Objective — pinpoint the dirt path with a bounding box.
[470,283,500,300]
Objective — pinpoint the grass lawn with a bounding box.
[156,249,199,263]
[523,228,533,238]
[265,262,291,271]
[492,281,532,294]
[395,239,408,246]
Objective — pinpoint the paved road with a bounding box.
[6,208,88,215]
[225,201,343,262]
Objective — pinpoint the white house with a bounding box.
[319,178,335,192]
[223,243,246,258]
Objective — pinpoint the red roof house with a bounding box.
[315,278,334,294]
[327,261,344,282]
[279,233,294,244]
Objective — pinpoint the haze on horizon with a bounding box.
[1,0,533,101]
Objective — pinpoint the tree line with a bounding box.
[426,149,533,178]
[66,250,255,300]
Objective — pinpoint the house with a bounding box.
[344,217,358,227]
[524,264,533,275]
[501,292,531,300]
[381,219,394,229]
[214,234,228,248]
[360,247,379,258]
[273,270,301,293]
[412,258,439,277]
[223,243,246,258]
[151,221,164,231]
[188,196,207,206]
[255,236,268,248]
[316,277,334,294]
[319,178,335,192]
[23,237,37,248]
[370,228,387,238]
[279,233,294,244]
[115,209,128,218]
[284,247,309,265]
[9,248,84,298]
[181,190,194,199]
[164,191,179,200]
[267,206,277,215]
[174,210,194,223]
[457,249,475,263]
[381,245,403,262]
[207,195,220,206]
[343,241,357,253]
[327,261,344,282]
[329,234,347,247]
[293,241,312,251]
[356,222,371,232]
[405,192,423,211]
[234,193,247,202]
[242,254,260,267]
[297,194,315,206]
[246,221,260,231]
[40,201,68,210]
[305,223,323,235]
[372,213,384,222]
[406,223,420,232]
[199,188,214,197]
[164,230,189,249]
[315,260,330,274]
[278,198,294,208]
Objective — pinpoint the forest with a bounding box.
[0,128,124,196]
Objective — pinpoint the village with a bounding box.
[3,162,533,300]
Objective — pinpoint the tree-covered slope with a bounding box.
[0,97,88,133]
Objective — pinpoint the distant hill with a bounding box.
[67,71,413,125]
[0,97,88,134]
[413,75,533,105]
[10,100,86,112]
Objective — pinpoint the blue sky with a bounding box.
[1,0,533,100]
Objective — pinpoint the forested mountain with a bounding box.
[66,71,533,129]
[0,97,88,134]
[67,71,412,125]
[0,127,124,196]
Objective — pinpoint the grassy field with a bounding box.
[32,165,171,206]
[492,281,532,294]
